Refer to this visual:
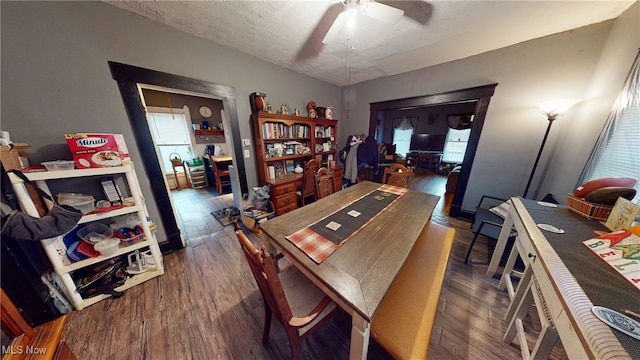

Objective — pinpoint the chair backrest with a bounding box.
[315,167,335,199]
[379,143,397,163]
[383,164,413,188]
[301,159,319,196]
[235,226,293,323]
[332,166,343,192]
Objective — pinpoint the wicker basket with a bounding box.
[169,152,182,166]
[566,194,613,221]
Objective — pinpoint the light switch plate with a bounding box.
[242,138,251,146]
[243,149,250,158]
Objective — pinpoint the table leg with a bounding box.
[487,214,514,277]
[349,312,370,360]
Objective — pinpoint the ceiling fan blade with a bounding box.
[361,1,404,24]
[322,11,348,44]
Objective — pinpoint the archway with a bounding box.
[369,84,498,219]
[109,61,248,252]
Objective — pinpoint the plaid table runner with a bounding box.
[286,184,408,263]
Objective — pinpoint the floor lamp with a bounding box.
[523,99,581,198]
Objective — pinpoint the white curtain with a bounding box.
[393,117,414,156]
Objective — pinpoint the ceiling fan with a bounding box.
[322,0,404,44]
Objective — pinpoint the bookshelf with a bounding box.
[251,113,338,186]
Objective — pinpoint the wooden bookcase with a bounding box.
[251,113,338,186]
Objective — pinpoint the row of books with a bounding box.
[315,126,334,138]
[262,122,310,139]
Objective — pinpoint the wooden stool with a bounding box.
[171,162,190,190]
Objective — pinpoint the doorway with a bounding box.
[109,61,248,252]
[369,84,497,220]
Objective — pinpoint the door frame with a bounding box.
[369,84,497,220]
[108,61,248,252]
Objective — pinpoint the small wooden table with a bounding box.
[260,181,440,359]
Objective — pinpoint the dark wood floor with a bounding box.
[61,174,569,359]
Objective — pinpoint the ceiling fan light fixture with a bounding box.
[322,0,404,44]
[346,6,358,28]
[360,0,404,24]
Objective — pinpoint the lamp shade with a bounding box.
[538,98,582,117]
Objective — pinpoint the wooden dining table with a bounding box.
[259,181,440,360]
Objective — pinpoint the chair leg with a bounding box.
[262,302,272,344]
[288,334,302,360]
[464,232,483,264]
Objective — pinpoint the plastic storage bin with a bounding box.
[42,160,75,171]
[58,193,95,214]
[77,223,113,244]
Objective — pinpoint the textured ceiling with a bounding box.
[105,1,635,86]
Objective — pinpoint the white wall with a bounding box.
[345,2,639,210]
[540,2,640,201]
[1,1,341,241]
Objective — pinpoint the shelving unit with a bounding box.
[8,165,164,310]
[187,164,207,188]
[251,112,338,185]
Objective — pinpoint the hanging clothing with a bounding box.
[345,142,360,183]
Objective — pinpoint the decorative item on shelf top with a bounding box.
[294,108,300,116]
[307,100,317,118]
[266,102,273,113]
[316,106,326,118]
[169,153,182,166]
[249,92,267,114]
[326,106,333,119]
[307,101,316,110]
[280,104,289,115]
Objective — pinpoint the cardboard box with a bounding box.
[64,133,130,169]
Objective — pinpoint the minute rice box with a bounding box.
[64,133,131,169]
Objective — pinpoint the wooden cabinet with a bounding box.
[406,151,442,173]
[251,113,338,186]
[269,174,302,216]
[7,165,164,311]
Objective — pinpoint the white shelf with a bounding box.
[77,267,164,310]
[77,205,141,225]
[24,165,133,181]
[8,164,164,311]
[56,238,155,274]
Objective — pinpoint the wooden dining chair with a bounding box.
[332,166,343,192]
[382,164,413,188]
[296,159,318,206]
[212,159,231,194]
[233,224,338,360]
[315,167,335,199]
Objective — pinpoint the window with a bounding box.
[147,110,194,172]
[442,128,471,163]
[581,51,640,202]
[393,128,413,156]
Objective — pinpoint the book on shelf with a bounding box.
[285,160,294,173]
[274,162,284,177]
[262,122,309,139]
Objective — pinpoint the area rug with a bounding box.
[211,207,240,227]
